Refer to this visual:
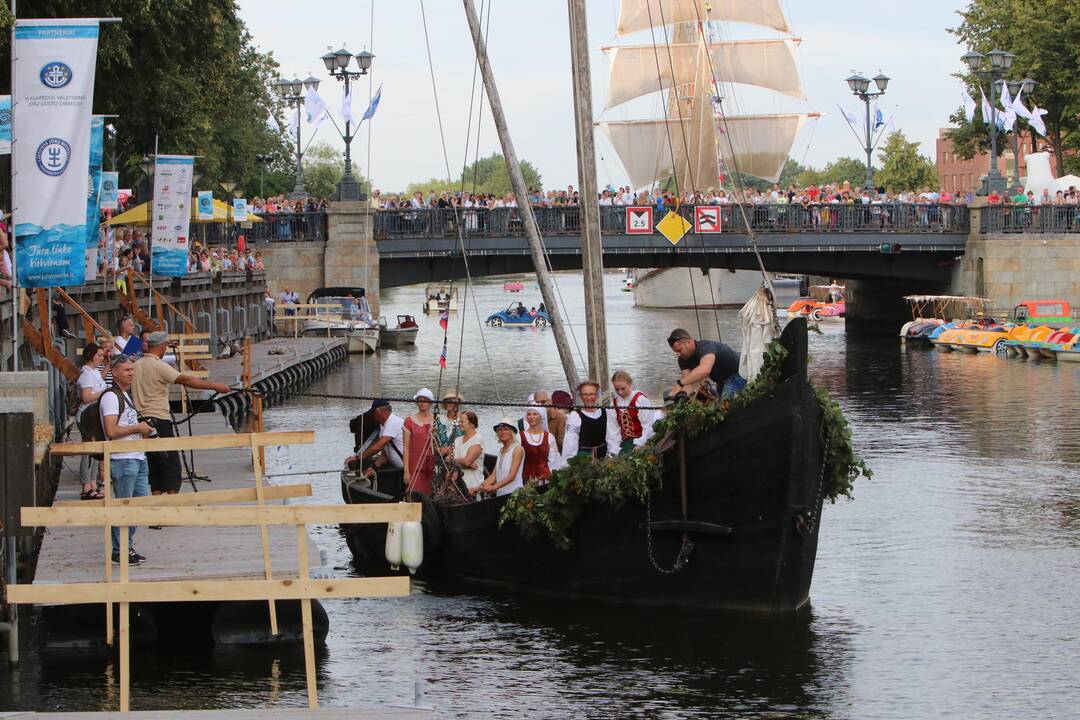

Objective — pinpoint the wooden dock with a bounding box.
[0,709,435,719]
[198,336,347,387]
[36,413,324,588]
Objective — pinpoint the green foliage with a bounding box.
[730,158,807,192]
[302,143,342,200]
[500,338,871,548]
[0,1,290,197]
[950,1,1080,175]
[795,157,868,188]
[875,131,939,192]
[404,153,542,197]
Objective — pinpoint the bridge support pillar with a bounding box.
[325,202,380,318]
[844,278,946,336]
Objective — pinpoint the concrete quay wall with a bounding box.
[954,232,1080,310]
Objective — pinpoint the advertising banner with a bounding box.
[84,115,104,280]
[99,170,119,210]
[196,190,214,220]
[13,18,100,287]
[149,154,194,277]
[0,96,10,155]
[232,198,248,222]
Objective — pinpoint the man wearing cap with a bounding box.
[345,399,405,478]
[667,328,746,400]
[133,331,232,496]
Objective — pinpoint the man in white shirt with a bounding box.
[345,399,405,478]
[561,380,620,462]
[100,354,154,565]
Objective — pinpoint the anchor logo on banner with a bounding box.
[39,61,73,89]
[35,137,72,176]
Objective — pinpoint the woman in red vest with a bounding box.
[609,370,662,456]
[520,403,563,486]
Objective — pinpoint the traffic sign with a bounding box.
[625,206,654,234]
[694,205,722,234]
[656,210,691,245]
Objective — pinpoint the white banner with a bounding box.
[150,154,194,277]
[196,190,214,220]
[13,19,99,288]
[232,198,248,222]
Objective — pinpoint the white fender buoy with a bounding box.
[384,521,403,570]
[401,520,424,575]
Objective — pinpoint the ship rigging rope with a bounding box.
[419,0,502,402]
[290,390,674,412]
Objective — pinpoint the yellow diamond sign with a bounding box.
[656,210,691,245]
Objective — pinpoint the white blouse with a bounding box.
[453,433,485,490]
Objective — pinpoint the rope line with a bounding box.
[289,390,674,412]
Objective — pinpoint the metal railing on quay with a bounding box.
[372,204,971,239]
[977,205,1080,234]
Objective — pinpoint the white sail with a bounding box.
[599,113,809,189]
[605,39,806,110]
[617,0,791,37]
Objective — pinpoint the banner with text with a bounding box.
[196,190,214,220]
[13,19,100,287]
[83,115,104,280]
[0,96,11,154]
[99,170,118,210]
[150,154,194,277]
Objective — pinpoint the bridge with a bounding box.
[370,204,971,288]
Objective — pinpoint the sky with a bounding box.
[237,0,971,193]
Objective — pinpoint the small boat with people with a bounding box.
[378,315,419,349]
[301,287,379,354]
[900,295,992,349]
[485,301,552,327]
[930,300,1074,355]
[787,283,845,321]
[503,281,524,293]
[423,284,459,314]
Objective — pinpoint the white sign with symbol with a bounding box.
[694,206,722,234]
[625,206,654,234]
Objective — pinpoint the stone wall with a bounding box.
[954,232,1080,310]
[258,241,327,304]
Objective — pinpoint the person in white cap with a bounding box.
[403,388,436,496]
[476,418,524,497]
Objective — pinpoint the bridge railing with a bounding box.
[186,212,328,246]
[977,205,1080,233]
[373,204,970,239]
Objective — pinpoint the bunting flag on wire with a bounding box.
[439,306,449,330]
[438,335,448,369]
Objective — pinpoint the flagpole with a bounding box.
[147,134,157,319]
[9,5,18,371]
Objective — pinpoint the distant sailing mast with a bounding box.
[598,0,815,193]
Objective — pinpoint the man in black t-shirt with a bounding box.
[667,328,747,399]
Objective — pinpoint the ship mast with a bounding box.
[567,0,609,389]
[462,0,581,392]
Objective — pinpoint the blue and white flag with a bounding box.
[196,190,214,220]
[149,155,194,277]
[361,84,383,122]
[13,19,100,288]
[304,87,329,128]
[0,95,10,155]
[873,107,884,130]
[99,170,119,211]
[84,116,104,280]
[232,198,248,223]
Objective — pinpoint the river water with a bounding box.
[3,274,1078,718]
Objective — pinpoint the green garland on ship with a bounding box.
[499,339,872,548]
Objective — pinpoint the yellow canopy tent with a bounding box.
[105,198,264,226]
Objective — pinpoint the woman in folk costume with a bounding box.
[607,370,663,456]
[519,399,563,486]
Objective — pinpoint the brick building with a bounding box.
[935,127,1055,193]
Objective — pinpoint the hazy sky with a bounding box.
[237,0,970,193]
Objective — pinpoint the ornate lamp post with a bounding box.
[845,71,889,191]
[137,153,153,202]
[272,74,321,198]
[320,46,374,201]
[962,49,1016,195]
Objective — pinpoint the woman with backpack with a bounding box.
[75,343,108,500]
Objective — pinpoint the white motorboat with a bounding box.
[379,315,419,349]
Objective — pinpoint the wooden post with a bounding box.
[118,521,130,712]
[567,0,609,389]
[250,434,279,637]
[462,0,581,392]
[296,524,318,708]
[103,449,114,646]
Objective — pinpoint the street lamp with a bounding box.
[138,154,154,202]
[273,75,315,198]
[963,48,1022,195]
[845,71,889,191]
[320,44,375,201]
[255,154,272,197]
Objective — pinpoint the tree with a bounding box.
[795,157,867,188]
[729,158,806,192]
[874,132,939,191]
[303,143,344,200]
[0,1,290,198]
[405,153,542,197]
[950,1,1080,175]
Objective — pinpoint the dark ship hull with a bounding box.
[343,318,825,612]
